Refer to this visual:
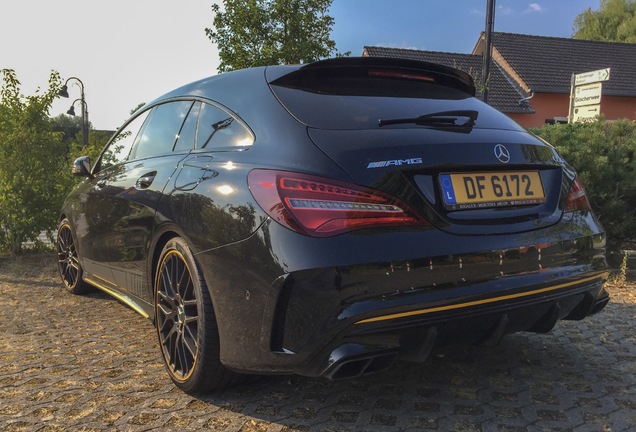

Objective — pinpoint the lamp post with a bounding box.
[59,77,88,147]
[66,98,89,133]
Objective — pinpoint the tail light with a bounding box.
[248,169,428,237]
[564,178,591,212]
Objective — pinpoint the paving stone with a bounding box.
[0,256,634,431]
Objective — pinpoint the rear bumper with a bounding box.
[316,274,608,380]
[195,218,608,378]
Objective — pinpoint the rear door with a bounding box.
[105,100,197,301]
[79,101,197,301]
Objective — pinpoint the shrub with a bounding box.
[0,69,68,254]
[0,69,115,255]
[531,118,636,252]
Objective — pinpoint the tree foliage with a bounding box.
[51,114,85,148]
[532,118,636,252]
[50,114,111,167]
[573,0,636,42]
[0,69,68,253]
[206,0,343,72]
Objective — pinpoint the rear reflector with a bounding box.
[564,178,591,212]
[248,170,428,237]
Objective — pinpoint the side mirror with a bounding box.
[71,156,92,178]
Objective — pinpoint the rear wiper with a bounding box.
[378,110,478,128]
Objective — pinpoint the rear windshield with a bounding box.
[269,66,523,131]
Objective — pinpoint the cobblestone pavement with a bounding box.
[1,255,634,432]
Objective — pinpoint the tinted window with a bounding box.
[270,66,523,131]
[129,101,193,160]
[174,102,200,152]
[196,103,253,149]
[99,110,150,171]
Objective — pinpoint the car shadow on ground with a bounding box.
[186,300,634,431]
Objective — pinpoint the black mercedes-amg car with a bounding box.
[57,57,609,393]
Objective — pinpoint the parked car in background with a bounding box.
[57,57,609,393]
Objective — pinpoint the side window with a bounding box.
[196,103,253,149]
[99,110,151,172]
[174,102,200,152]
[129,101,193,160]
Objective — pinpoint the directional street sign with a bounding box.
[574,68,610,86]
[573,104,601,122]
[574,82,603,108]
[569,68,610,123]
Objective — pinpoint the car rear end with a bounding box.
[211,58,609,379]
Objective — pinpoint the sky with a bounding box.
[1,0,601,131]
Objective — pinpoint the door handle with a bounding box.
[135,173,156,189]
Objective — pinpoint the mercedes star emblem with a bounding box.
[494,144,511,163]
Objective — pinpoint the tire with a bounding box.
[57,218,93,294]
[154,237,242,393]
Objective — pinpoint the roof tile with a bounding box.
[490,32,636,97]
[363,46,534,113]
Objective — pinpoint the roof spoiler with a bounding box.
[298,56,476,96]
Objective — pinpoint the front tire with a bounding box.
[155,237,241,393]
[57,218,93,294]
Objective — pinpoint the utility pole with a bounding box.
[482,0,496,104]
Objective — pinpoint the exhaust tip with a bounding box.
[590,294,609,315]
[322,344,398,380]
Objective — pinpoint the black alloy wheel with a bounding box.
[57,218,92,294]
[155,237,240,393]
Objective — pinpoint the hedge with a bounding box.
[531,118,636,253]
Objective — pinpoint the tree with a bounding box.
[50,114,110,162]
[129,102,146,116]
[573,0,636,43]
[50,114,85,148]
[0,69,67,253]
[206,0,343,72]
[68,128,113,169]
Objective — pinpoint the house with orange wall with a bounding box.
[364,32,636,128]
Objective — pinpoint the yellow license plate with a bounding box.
[440,171,546,210]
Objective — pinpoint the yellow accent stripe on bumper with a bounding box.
[85,277,150,319]
[355,273,608,325]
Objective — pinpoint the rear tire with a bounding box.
[154,237,242,393]
[56,218,93,294]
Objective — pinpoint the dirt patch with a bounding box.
[0,253,58,284]
[605,267,636,304]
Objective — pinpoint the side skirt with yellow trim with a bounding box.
[84,276,150,319]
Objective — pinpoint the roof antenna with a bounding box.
[482,0,496,104]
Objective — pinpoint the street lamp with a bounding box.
[66,98,89,118]
[59,77,89,147]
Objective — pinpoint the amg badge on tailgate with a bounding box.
[367,158,423,169]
